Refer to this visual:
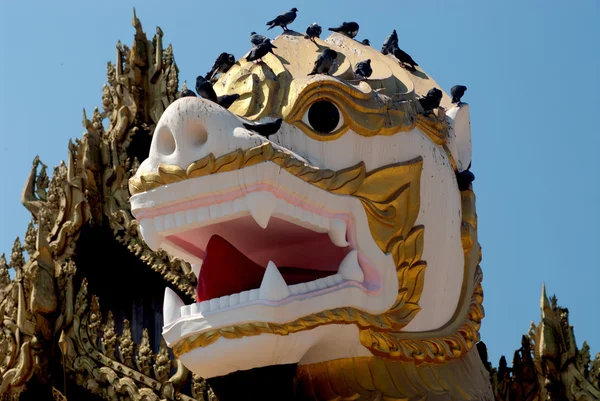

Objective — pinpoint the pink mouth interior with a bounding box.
[166,216,351,302]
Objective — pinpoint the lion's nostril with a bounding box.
[185,121,208,148]
[156,127,176,156]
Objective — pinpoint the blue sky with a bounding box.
[1,1,598,366]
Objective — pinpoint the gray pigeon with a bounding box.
[250,32,269,47]
[305,23,322,41]
[243,118,283,138]
[381,29,398,55]
[205,52,236,83]
[393,47,419,71]
[195,75,218,103]
[355,59,372,80]
[328,22,359,39]
[246,40,277,62]
[451,85,467,104]
[217,94,240,109]
[266,8,298,31]
[361,39,371,46]
[418,88,443,114]
[308,48,338,75]
[178,88,197,99]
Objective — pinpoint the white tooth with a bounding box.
[163,287,184,325]
[259,261,291,301]
[139,218,164,251]
[191,262,202,279]
[181,305,191,317]
[315,278,327,290]
[190,303,200,314]
[246,191,277,229]
[175,211,186,227]
[196,207,209,222]
[209,204,222,219]
[297,282,309,294]
[200,301,210,313]
[222,201,233,216]
[302,209,313,223]
[153,215,165,232]
[249,289,259,301]
[185,209,197,225]
[210,298,219,312]
[240,291,250,303]
[232,197,247,213]
[324,275,338,287]
[306,281,317,291]
[289,284,300,295]
[329,219,349,247]
[164,214,176,230]
[219,295,230,309]
[230,293,240,306]
[338,250,364,282]
[333,273,344,284]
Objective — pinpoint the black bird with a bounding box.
[243,118,283,138]
[205,52,236,83]
[217,94,240,109]
[178,88,197,98]
[381,29,398,55]
[308,48,338,75]
[418,87,443,114]
[456,163,475,191]
[361,39,371,46]
[354,59,372,80]
[451,85,467,104]
[250,32,269,47]
[305,23,322,41]
[328,21,360,39]
[266,8,298,31]
[195,75,218,103]
[246,40,277,62]
[393,47,419,71]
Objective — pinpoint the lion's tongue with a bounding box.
[197,235,331,302]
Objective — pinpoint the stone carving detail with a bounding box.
[487,287,600,401]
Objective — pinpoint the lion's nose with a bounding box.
[146,97,258,171]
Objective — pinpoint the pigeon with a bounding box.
[266,8,298,31]
[456,163,475,191]
[217,94,240,109]
[205,52,236,83]
[246,40,277,62]
[354,59,372,80]
[178,88,197,98]
[195,75,218,103]
[451,85,467,104]
[243,118,283,138]
[361,39,371,46]
[308,48,338,75]
[305,23,322,41]
[418,88,443,114]
[250,32,269,47]
[393,47,419,71]
[328,22,359,39]
[381,29,398,55]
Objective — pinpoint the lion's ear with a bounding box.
[446,103,472,172]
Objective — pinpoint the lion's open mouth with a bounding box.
[135,184,382,319]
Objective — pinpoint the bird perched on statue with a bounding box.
[394,47,419,71]
[328,22,360,39]
[451,85,467,104]
[266,8,298,31]
[381,29,398,55]
[305,23,322,42]
[217,94,240,109]
[456,163,475,191]
[205,52,236,83]
[250,32,269,47]
[195,75,218,103]
[418,88,443,114]
[354,59,372,80]
[361,39,371,46]
[178,88,197,99]
[246,40,277,62]
[243,118,283,139]
[308,48,338,75]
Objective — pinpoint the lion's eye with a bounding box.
[302,100,344,135]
